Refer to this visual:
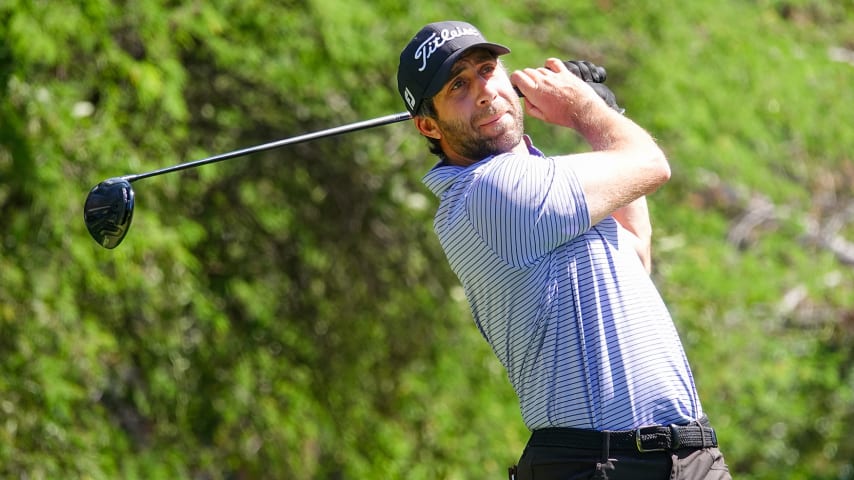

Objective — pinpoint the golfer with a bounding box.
[397,21,731,479]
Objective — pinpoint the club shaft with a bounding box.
[123,111,413,183]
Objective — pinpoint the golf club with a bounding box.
[83,111,412,249]
[84,60,612,249]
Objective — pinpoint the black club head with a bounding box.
[83,177,135,249]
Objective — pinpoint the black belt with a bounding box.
[529,418,718,453]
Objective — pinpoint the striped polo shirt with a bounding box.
[422,138,702,431]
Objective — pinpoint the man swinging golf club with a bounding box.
[397,20,731,479]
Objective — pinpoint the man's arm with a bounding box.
[613,197,653,273]
[510,58,670,229]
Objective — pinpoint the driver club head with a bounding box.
[83,177,135,249]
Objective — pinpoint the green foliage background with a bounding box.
[1,0,853,478]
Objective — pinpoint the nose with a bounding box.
[476,74,498,106]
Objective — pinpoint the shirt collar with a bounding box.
[422,135,543,197]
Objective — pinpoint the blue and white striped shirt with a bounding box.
[423,138,702,431]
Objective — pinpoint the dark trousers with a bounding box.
[513,421,732,480]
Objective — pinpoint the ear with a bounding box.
[413,116,442,140]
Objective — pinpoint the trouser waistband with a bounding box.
[528,416,718,453]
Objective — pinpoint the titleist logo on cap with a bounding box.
[414,26,481,72]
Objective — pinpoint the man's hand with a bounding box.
[512,58,670,229]
[514,60,623,113]
[590,83,622,112]
[511,58,610,128]
[565,60,623,112]
[563,60,607,83]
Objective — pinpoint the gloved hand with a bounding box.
[590,83,622,113]
[564,60,624,113]
[563,60,607,83]
[513,59,625,113]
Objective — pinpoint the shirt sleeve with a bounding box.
[467,152,591,268]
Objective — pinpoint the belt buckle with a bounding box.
[635,425,668,452]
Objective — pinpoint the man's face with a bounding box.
[425,49,524,164]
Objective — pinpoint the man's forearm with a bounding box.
[613,196,653,272]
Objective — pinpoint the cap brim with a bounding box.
[422,43,511,100]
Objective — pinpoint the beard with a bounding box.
[436,97,525,161]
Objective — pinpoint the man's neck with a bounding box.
[443,139,529,167]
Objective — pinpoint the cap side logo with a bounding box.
[414,26,480,72]
[404,87,416,110]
